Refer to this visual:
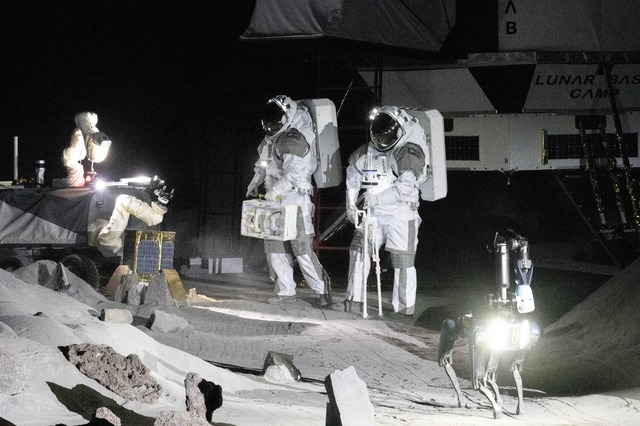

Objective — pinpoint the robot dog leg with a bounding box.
[438,318,463,408]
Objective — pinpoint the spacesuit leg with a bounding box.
[98,195,166,253]
[346,229,371,303]
[389,252,417,315]
[266,248,293,283]
[264,240,296,296]
[288,203,332,303]
[291,235,331,302]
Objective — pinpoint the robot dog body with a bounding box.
[438,230,541,419]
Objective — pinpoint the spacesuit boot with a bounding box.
[297,253,332,305]
[98,195,166,253]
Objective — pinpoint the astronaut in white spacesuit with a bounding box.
[345,106,429,315]
[62,112,112,187]
[246,95,332,306]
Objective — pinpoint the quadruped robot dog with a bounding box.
[438,230,541,419]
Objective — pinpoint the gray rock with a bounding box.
[147,309,189,333]
[262,351,301,383]
[185,372,223,422]
[114,274,140,305]
[325,366,374,426]
[153,410,211,426]
[13,260,107,306]
[104,264,132,297]
[99,308,134,324]
[43,262,71,291]
[62,343,161,403]
[142,273,174,306]
[89,406,121,425]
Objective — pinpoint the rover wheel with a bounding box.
[0,255,30,272]
[61,254,100,290]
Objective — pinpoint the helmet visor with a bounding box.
[370,113,400,151]
[261,102,285,136]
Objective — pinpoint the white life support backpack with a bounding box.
[299,98,343,188]
[403,109,448,201]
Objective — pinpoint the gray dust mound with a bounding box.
[524,257,640,395]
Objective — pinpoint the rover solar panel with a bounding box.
[161,240,175,270]
[123,230,176,282]
[137,239,160,275]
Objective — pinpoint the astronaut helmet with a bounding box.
[261,95,297,136]
[368,106,405,151]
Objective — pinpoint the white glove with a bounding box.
[364,187,398,208]
[246,184,259,198]
[346,204,359,225]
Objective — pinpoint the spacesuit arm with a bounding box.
[344,145,367,223]
[246,166,266,197]
[268,129,311,197]
[270,154,299,196]
[246,140,269,197]
[365,170,418,207]
[345,164,361,224]
[365,143,425,207]
[345,145,368,203]
[396,142,426,178]
[63,128,87,167]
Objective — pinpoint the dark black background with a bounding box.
[1,1,271,201]
[1,1,500,205]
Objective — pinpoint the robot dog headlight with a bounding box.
[479,318,536,351]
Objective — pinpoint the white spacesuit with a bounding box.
[62,112,111,187]
[246,95,332,305]
[345,106,429,315]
